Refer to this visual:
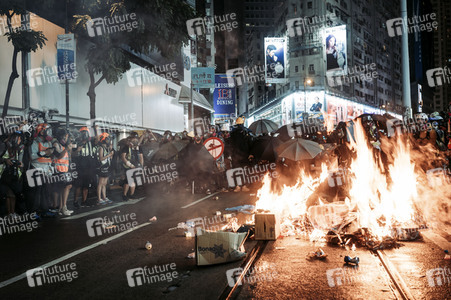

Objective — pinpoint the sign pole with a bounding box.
[191,82,194,131]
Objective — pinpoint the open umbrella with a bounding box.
[250,135,282,162]
[152,142,179,161]
[141,140,160,162]
[276,138,323,161]
[249,119,278,135]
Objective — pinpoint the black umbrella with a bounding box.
[276,138,323,161]
[171,139,189,152]
[250,135,283,162]
[141,141,160,162]
[152,142,179,161]
[182,143,216,173]
[249,119,278,135]
[275,122,321,142]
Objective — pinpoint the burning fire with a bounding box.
[255,119,450,242]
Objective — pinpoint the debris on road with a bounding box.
[149,216,157,222]
[186,252,195,259]
[307,248,327,259]
[225,205,255,214]
[145,241,152,250]
[344,256,359,265]
[216,211,221,216]
[111,210,120,213]
[196,229,247,265]
[445,250,450,260]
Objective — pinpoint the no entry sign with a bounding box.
[203,137,224,160]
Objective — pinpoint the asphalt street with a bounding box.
[0,183,450,299]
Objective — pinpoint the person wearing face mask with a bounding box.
[73,127,97,208]
[120,133,143,201]
[51,129,74,216]
[0,131,24,218]
[29,123,55,217]
[97,133,114,205]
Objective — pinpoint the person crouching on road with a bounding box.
[97,133,114,205]
[120,133,143,201]
[29,123,55,217]
[52,129,74,216]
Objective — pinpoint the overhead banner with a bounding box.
[323,25,347,77]
[191,67,215,88]
[264,37,287,84]
[213,74,236,118]
[57,34,76,81]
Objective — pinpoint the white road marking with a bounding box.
[0,221,152,289]
[62,197,146,220]
[180,192,221,209]
[422,230,451,251]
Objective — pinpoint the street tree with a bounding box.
[71,0,196,119]
[0,0,48,118]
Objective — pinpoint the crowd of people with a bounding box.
[0,110,450,221]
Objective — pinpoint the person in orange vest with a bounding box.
[97,133,114,205]
[51,129,75,216]
[29,123,55,217]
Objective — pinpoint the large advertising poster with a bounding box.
[323,25,347,77]
[326,96,347,124]
[264,37,287,84]
[213,74,236,118]
[294,91,325,122]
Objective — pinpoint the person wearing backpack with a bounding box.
[97,133,114,205]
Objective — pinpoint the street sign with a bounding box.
[203,137,224,160]
[191,67,215,88]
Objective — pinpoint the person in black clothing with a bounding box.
[73,127,98,208]
[120,134,143,201]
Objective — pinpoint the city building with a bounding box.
[244,0,404,125]
[430,0,451,112]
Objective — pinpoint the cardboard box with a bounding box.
[254,213,280,240]
[196,230,247,266]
